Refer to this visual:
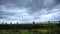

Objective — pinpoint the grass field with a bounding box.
[0,23,60,34]
[0,28,60,34]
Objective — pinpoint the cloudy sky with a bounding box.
[0,0,60,24]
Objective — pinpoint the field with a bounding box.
[0,22,60,34]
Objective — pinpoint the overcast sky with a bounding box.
[0,0,60,24]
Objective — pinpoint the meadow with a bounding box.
[0,21,60,34]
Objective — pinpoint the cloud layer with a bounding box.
[0,0,60,24]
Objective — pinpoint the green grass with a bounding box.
[0,24,60,34]
[0,28,60,34]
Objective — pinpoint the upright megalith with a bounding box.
[2,22,4,24]
[5,22,7,24]
[48,21,50,24]
[17,21,18,24]
[33,21,35,24]
[10,22,12,24]
[59,21,60,24]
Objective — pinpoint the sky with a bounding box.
[0,0,60,24]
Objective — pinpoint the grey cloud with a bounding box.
[0,0,60,23]
[55,0,60,4]
[0,0,58,10]
[0,16,7,19]
[0,0,32,8]
[0,0,59,8]
[0,11,14,16]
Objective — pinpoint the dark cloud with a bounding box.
[0,16,8,19]
[0,11,14,16]
[0,0,60,23]
[32,0,44,9]
[55,0,60,3]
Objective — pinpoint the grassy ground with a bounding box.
[0,24,60,34]
[0,28,60,34]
